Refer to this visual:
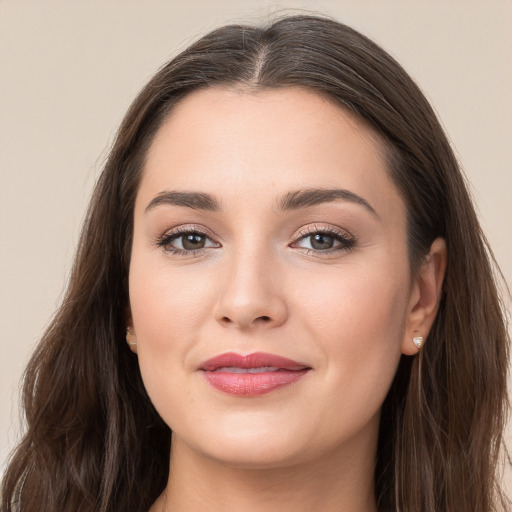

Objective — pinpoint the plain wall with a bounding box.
[1,0,511,490]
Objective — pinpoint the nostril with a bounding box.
[217,314,276,328]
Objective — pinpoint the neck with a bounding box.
[154,428,379,512]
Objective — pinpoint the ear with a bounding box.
[401,237,447,355]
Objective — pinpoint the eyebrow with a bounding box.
[144,187,377,218]
[278,188,378,217]
[145,191,221,213]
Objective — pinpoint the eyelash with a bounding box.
[292,225,356,255]
[155,226,218,257]
[155,225,356,257]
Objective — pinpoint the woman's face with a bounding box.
[129,87,417,468]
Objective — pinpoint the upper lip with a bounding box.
[199,352,310,371]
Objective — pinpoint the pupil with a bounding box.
[182,234,205,250]
[311,233,334,250]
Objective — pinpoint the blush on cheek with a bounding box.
[129,256,207,342]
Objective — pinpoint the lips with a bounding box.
[199,352,311,396]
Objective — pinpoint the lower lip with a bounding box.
[202,369,309,396]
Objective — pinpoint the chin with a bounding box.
[200,438,310,470]
[174,416,316,469]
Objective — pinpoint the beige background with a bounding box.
[1,0,511,491]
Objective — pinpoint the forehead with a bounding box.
[138,86,403,218]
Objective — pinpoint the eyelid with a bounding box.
[293,224,352,240]
[293,224,356,243]
[161,224,219,240]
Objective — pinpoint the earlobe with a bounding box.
[401,237,447,355]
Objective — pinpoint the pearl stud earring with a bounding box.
[413,336,423,349]
[126,328,137,352]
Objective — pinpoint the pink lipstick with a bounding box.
[199,352,310,397]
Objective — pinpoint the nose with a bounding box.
[213,249,288,331]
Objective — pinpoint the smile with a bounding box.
[199,352,311,396]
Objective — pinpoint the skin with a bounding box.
[127,87,446,512]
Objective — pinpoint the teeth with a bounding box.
[213,366,280,373]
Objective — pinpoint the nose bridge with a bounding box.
[214,236,287,330]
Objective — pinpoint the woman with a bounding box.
[1,13,509,512]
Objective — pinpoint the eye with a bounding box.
[156,227,220,255]
[304,232,337,250]
[291,226,355,254]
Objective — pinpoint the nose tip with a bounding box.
[216,299,287,331]
[213,262,288,331]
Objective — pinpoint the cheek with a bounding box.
[127,252,215,418]
[296,261,408,407]
[299,260,408,341]
[129,253,212,347]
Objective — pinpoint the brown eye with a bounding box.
[182,233,206,250]
[310,233,335,250]
[157,229,220,254]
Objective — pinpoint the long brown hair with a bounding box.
[2,14,509,512]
